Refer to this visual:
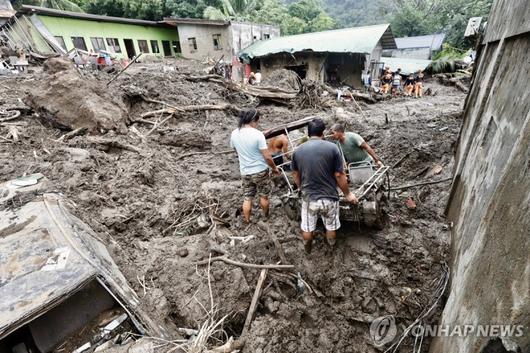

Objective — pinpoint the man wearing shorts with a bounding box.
[230,109,279,224]
[291,119,358,253]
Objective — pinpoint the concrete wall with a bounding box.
[383,47,432,59]
[37,15,179,59]
[258,52,325,82]
[229,22,280,55]
[429,1,530,352]
[176,23,231,61]
[176,21,279,64]
[258,52,364,88]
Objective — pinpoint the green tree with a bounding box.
[167,0,222,18]
[11,0,84,12]
[287,0,321,22]
[308,12,334,32]
[202,0,257,20]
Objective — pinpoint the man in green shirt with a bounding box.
[330,124,383,167]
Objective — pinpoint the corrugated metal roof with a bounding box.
[0,178,150,339]
[239,23,396,60]
[19,5,170,27]
[381,57,431,75]
[394,34,445,50]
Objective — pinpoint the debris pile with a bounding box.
[0,57,467,353]
[25,58,129,133]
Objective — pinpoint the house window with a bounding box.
[106,38,122,53]
[172,41,181,54]
[150,40,160,54]
[54,36,66,50]
[138,40,149,53]
[71,37,87,51]
[264,33,270,39]
[90,37,106,52]
[188,37,197,53]
[212,34,222,50]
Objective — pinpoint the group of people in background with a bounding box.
[363,67,425,98]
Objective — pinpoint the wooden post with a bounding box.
[242,269,268,335]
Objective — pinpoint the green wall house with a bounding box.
[2,5,181,59]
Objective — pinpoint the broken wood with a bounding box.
[242,269,268,335]
[390,177,452,191]
[257,221,288,264]
[145,113,174,137]
[107,52,142,86]
[56,126,88,142]
[434,74,469,93]
[194,256,295,270]
[87,137,142,154]
[140,103,240,119]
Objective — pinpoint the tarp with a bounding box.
[239,23,396,62]
[394,34,445,50]
[381,57,432,75]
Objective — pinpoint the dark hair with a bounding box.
[330,123,345,133]
[308,118,326,137]
[238,108,260,129]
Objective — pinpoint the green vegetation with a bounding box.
[10,0,493,48]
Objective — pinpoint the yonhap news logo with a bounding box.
[370,315,398,347]
[370,315,525,346]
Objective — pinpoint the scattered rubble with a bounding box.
[0,57,466,353]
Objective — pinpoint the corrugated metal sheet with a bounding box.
[239,24,396,60]
[394,34,445,50]
[0,178,165,340]
[380,57,431,75]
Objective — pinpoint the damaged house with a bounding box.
[238,24,397,88]
[0,175,166,353]
[1,5,181,59]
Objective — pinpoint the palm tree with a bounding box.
[11,0,84,12]
[203,0,258,20]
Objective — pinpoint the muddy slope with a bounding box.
[0,61,464,352]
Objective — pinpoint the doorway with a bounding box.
[162,40,172,56]
[123,39,136,59]
[285,64,307,79]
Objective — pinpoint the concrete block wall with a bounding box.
[429,1,530,352]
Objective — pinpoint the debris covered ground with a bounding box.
[0,58,465,353]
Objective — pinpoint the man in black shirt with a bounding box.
[292,119,357,253]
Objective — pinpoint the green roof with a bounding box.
[380,57,432,75]
[239,24,396,61]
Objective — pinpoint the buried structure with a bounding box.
[0,176,166,353]
[239,24,397,88]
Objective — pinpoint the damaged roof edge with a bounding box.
[239,23,397,61]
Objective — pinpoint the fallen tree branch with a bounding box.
[56,126,88,142]
[390,177,452,191]
[87,137,143,154]
[140,103,240,119]
[194,256,295,270]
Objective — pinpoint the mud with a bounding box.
[0,59,465,352]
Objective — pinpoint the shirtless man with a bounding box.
[268,134,290,169]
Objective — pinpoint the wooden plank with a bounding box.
[264,117,315,139]
[242,269,268,335]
